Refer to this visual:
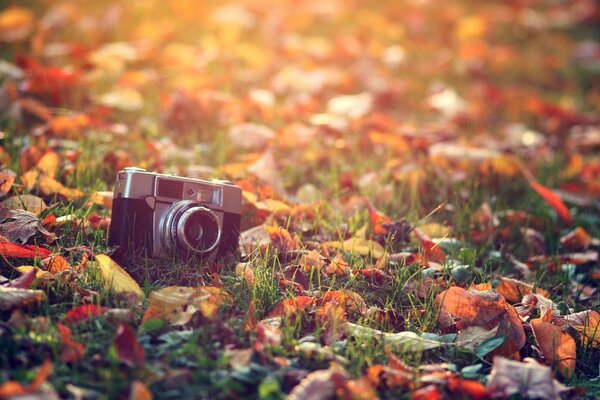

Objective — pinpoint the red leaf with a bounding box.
[62,304,108,324]
[114,323,145,367]
[0,242,51,259]
[6,268,36,289]
[56,323,85,363]
[529,181,572,225]
[413,228,446,263]
[367,200,392,235]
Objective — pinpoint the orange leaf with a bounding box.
[57,323,85,363]
[530,307,576,378]
[436,286,525,356]
[62,304,108,324]
[413,228,446,263]
[529,181,572,225]
[0,360,52,398]
[496,278,550,304]
[367,200,392,235]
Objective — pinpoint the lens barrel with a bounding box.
[161,200,221,255]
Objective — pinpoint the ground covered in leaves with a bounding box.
[1,0,600,399]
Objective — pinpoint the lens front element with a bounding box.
[161,200,221,255]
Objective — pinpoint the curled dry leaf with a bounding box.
[436,286,525,356]
[95,254,143,297]
[6,267,36,289]
[0,194,47,215]
[0,207,56,244]
[530,306,576,378]
[321,237,386,259]
[0,286,46,310]
[496,277,550,304]
[288,366,349,400]
[0,169,15,198]
[142,286,232,324]
[36,151,60,178]
[299,249,326,273]
[487,357,568,400]
[42,255,70,273]
[559,227,591,251]
[265,224,301,253]
[563,310,600,348]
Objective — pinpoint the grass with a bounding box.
[1,0,599,398]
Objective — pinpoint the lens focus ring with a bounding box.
[161,200,221,255]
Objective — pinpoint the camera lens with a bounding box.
[161,200,221,256]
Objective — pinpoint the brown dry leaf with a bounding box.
[42,255,70,273]
[39,175,84,201]
[299,249,326,273]
[95,254,144,297]
[456,325,499,352]
[142,286,231,324]
[436,286,525,356]
[0,7,34,42]
[36,151,60,178]
[0,169,15,198]
[560,227,591,251]
[235,262,255,285]
[0,207,56,244]
[563,310,600,348]
[288,366,349,400]
[265,224,301,253]
[487,357,568,400]
[0,194,47,215]
[530,306,576,378]
[317,301,347,345]
[325,254,350,276]
[0,286,46,310]
[496,277,550,304]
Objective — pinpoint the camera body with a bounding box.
[108,167,242,260]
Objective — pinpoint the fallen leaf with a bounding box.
[36,151,60,178]
[114,323,145,367]
[86,191,114,208]
[265,224,301,253]
[496,277,550,304]
[62,304,109,324]
[563,310,600,348]
[455,325,499,353]
[95,254,144,297]
[288,367,348,400]
[142,286,231,324]
[487,357,568,400]
[436,286,525,356]
[6,268,36,289]
[0,242,51,259]
[413,228,446,263]
[0,169,15,197]
[559,227,591,251]
[345,323,450,351]
[0,207,56,243]
[0,360,52,398]
[0,194,47,215]
[530,306,576,378]
[299,249,326,273]
[529,181,573,225]
[57,323,85,363]
[129,380,152,400]
[322,238,386,259]
[0,286,46,310]
[228,122,275,150]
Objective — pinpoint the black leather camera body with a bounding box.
[108,167,241,260]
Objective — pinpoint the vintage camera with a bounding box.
[108,167,242,260]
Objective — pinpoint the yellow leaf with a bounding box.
[16,266,54,280]
[417,223,450,238]
[86,191,114,208]
[95,254,143,297]
[36,152,60,178]
[38,175,84,201]
[322,238,386,259]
